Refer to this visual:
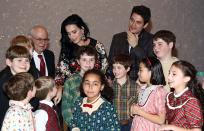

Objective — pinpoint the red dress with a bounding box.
[166,90,203,129]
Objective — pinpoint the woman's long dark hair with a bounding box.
[80,69,113,103]
[172,60,203,102]
[59,14,90,61]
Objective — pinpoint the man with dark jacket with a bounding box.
[108,5,154,81]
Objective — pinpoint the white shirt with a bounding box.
[33,50,48,76]
[34,100,54,131]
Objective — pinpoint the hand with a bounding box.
[127,31,139,48]
[130,103,143,116]
[53,86,63,105]
[159,124,176,131]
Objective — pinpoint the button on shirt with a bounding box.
[33,51,48,76]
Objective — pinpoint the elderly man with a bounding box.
[30,25,55,78]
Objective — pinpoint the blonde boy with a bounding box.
[35,76,60,131]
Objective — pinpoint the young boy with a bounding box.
[61,45,97,129]
[112,54,138,131]
[0,45,31,128]
[1,72,36,131]
[34,76,60,131]
[153,30,178,92]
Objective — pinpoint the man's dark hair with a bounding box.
[131,5,151,25]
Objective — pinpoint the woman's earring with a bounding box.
[80,34,86,40]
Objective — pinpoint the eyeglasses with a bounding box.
[32,36,49,43]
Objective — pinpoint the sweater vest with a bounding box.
[39,103,60,131]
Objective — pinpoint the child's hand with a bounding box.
[159,124,176,131]
[130,103,143,116]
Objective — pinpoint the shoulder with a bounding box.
[0,67,12,80]
[73,97,83,107]
[35,109,48,119]
[141,30,153,38]
[155,85,167,92]
[100,98,115,110]
[185,96,201,108]
[68,73,81,81]
[44,49,54,56]
[113,32,127,38]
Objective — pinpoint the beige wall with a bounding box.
[0,0,204,71]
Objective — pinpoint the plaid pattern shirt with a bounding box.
[166,90,203,129]
[113,77,138,121]
[61,73,82,125]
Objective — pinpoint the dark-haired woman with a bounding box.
[55,14,108,86]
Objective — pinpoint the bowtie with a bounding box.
[83,104,93,108]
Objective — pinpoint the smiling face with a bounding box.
[112,63,129,80]
[6,58,30,75]
[153,38,173,60]
[65,24,84,44]
[83,73,104,102]
[168,65,190,90]
[138,62,151,84]
[128,13,147,34]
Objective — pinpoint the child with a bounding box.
[0,45,31,128]
[112,54,137,131]
[34,76,61,131]
[10,35,40,79]
[70,69,120,130]
[160,60,203,131]
[61,45,97,128]
[11,35,34,56]
[131,57,167,131]
[153,30,178,92]
[1,72,36,131]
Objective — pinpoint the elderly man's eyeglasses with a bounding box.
[32,36,49,43]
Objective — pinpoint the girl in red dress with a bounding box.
[160,60,203,131]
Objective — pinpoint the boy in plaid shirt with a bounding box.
[112,54,138,131]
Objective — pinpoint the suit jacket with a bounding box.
[31,49,55,78]
[108,30,154,80]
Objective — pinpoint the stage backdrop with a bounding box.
[0,0,204,71]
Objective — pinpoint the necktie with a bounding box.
[38,55,45,76]
[83,104,93,108]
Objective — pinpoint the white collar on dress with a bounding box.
[40,99,54,107]
[173,87,189,98]
[138,85,158,106]
[81,95,104,115]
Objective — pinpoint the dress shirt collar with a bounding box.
[40,99,54,107]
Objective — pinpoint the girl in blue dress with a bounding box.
[70,69,120,131]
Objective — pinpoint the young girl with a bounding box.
[160,60,203,131]
[69,69,120,130]
[131,57,167,131]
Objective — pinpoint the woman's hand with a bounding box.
[53,85,63,105]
